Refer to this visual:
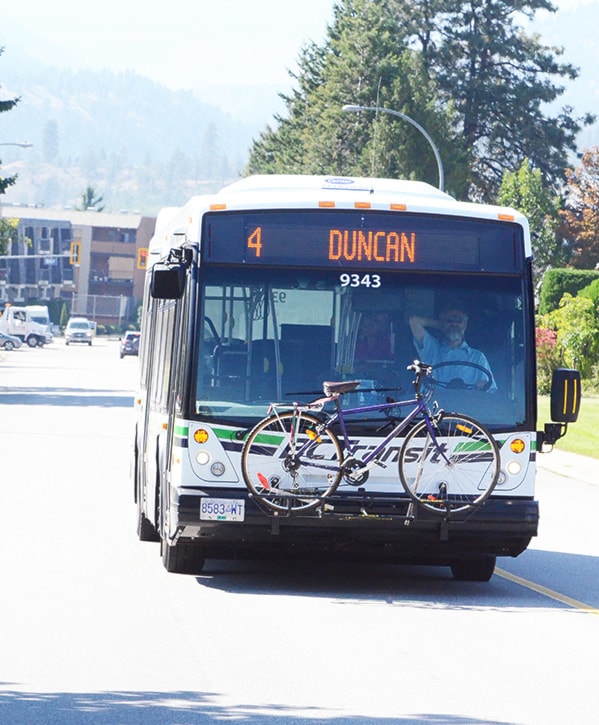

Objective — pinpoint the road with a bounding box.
[1,340,598,724]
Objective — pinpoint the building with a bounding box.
[0,206,155,325]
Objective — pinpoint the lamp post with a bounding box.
[342,104,445,192]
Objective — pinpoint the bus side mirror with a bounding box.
[541,368,581,447]
[550,368,581,423]
[150,263,186,299]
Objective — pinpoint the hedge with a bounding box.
[538,268,599,314]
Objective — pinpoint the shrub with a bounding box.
[538,268,599,314]
[578,277,599,307]
[538,293,599,377]
[536,327,560,394]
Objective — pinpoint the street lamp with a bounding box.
[342,104,445,191]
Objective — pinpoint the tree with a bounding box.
[77,186,105,212]
[0,217,18,255]
[497,159,567,283]
[247,1,591,202]
[399,0,593,199]
[560,147,599,270]
[247,0,467,195]
[42,120,59,163]
[0,47,20,196]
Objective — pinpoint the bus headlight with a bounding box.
[506,460,522,476]
[210,462,226,476]
[196,451,211,465]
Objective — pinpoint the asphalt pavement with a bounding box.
[537,447,597,484]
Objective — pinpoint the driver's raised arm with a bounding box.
[409,315,441,345]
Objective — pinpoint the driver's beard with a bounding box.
[446,330,463,344]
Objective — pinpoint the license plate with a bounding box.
[200,498,245,522]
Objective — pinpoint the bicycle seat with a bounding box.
[323,380,361,396]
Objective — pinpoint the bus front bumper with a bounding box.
[168,489,538,563]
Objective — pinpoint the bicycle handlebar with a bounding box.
[407,360,433,377]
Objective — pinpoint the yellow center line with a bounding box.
[496,567,599,616]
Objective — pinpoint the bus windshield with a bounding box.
[192,265,530,431]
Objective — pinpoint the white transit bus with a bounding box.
[132,174,580,580]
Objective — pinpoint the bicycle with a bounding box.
[240,360,500,517]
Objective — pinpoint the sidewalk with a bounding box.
[536,447,598,483]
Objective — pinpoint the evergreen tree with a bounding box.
[247,0,466,195]
[247,1,591,202]
[77,186,105,212]
[397,0,593,199]
[42,120,59,163]
[0,47,20,196]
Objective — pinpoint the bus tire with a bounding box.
[161,538,206,574]
[137,499,160,542]
[450,556,496,582]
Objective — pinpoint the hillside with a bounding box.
[0,52,261,213]
[3,2,599,215]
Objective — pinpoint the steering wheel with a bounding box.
[431,361,494,392]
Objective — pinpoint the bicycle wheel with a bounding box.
[241,411,343,513]
[398,413,500,515]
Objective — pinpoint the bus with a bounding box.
[132,174,580,581]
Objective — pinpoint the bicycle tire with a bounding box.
[398,412,500,515]
[241,411,343,513]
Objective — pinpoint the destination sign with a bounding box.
[202,210,524,273]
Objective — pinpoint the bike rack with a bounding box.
[248,490,483,542]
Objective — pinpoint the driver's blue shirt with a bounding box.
[414,331,497,391]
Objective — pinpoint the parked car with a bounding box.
[120,331,140,358]
[0,330,23,351]
[65,317,93,345]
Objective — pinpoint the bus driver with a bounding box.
[409,304,496,391]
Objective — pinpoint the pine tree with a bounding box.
[247,0,592,202]
[0,47,20,196]
[398,0,593,199]
[247,0,465,195]
[77,186,105,212]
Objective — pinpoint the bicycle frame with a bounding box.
[272,383,450,482]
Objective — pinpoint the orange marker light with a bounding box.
[510,438,526,454]
[194,429,209,444]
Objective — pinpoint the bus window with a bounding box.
[193,267,529,430]
[404,278,528,428]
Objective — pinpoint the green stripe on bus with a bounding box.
[454,440,493,452]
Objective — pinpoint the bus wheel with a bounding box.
[161,538,206,575]
[450,556,496,582]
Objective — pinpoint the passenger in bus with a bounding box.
[409,304,496,391]
[355,312,393,361]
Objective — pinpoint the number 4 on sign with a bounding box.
[248,227,262,257]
